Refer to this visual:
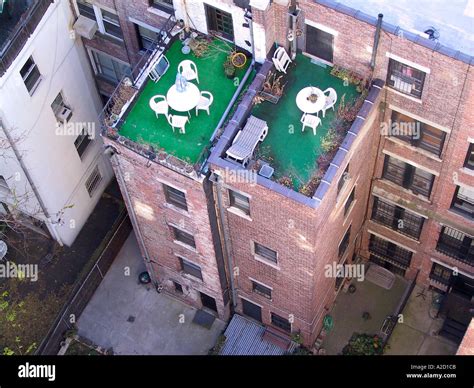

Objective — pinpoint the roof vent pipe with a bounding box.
[371,13,383,70]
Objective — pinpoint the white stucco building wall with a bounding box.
[0,0,113,246]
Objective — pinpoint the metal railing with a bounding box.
[436,226,474,266]
[0,0,54,76]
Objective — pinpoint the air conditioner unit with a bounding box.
[73,15,98,40]
[56,107,73,123]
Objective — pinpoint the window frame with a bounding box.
[251,280,272,299]
[337,164,350,196]
[171,226,196,249]
[93,6,124,41]
[270,312,291,333]
[163,184,188,211]
[387,58,426,99]
[229,189,250,216]
[305,23,335,64]
[382,155,435,198]
[179,257,203,280]
[344,187,355,217]
[338,226,351,258]
[74,127,93,159]
[436,226,474,265]
[89,49,131,84]
[464,143,474,170]
[205,4,234,42]
[150,0,174,13]
[369,234,413,270]
[429,263,452,285]
[20,57,42,95]
[76,0,95,20]
[451,185,474,220]
[254,242,278,264]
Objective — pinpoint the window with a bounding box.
[429,263,452,285]
[76,0,95,20]
[85,165,102,197]
[163,184,188,211]
[20,57,41,94]
[271,313,291,333]
[252,280,272,299]
[74,128,93,158]
[369,234,413,272]
[241,298,262,322]
[390,111,446,157]
[51,92,72,122]
[229,190,250,215]
[171,226,196,248]
[173,281,183,293]
[98,8,123,40]
[254,242,277,264]
[371,197,425,239]
[337,165,349,196]
[136,24,160,52]
[179,257,202,280]
[338,226,351,258]
[151,0,174,12]
[387,59,426,99]
[382,155,435,198]
[305,24,334,63]
[451,186,474,220]
[464,144,474,170]
[205,5,234,41]
[90,50,131,84]
[344,188,355,216]
[436,226,474,265]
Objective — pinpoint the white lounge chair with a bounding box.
[178,59,199,83]
[195,91,214,116]
[149,95,168,118]
[272,47,292,74]
[226,116,268,167]
[321,88,337,118]
[167,114,189,134]
[301,113,321,135]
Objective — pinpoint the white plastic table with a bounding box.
[166,83,201,113]
[296,86,326,114]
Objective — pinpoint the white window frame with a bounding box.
[92,5,123,41]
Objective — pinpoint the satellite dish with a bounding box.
[0,240,7,260]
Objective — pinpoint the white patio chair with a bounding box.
[178,59,199,84]
[272,47,292,74]
[195,91,214,116]
[321,88,337,118]
[167,114,189,134]
[301,113,321,135]
[149,95,168,119]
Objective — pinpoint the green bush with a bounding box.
[342,333,383,355]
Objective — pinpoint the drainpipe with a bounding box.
[0,120,64,245]
[288,2,299,59]
[211,172,237,310]
[371,14,384,70]
[104,145,160,289]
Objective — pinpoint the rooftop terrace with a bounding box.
[251,54,359,187]
[117,38,251,165]
[0,0,32,54]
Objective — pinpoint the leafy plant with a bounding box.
[223,56,236,78]
[262,71,287,97]
[277,176,293,189]
[342,333,383,355]
[320,128,339,153]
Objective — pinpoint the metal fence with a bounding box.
[35,211,132,355]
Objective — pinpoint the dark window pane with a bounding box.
[77,0,96,20]
[179,257,202,280]
[338,226,351,258]
[429,263,452,285]
[254,242,277,263]
[229,190,250,215]
[252,281,272,299]
[242,299,262,322]
[74,128,92,158]
[306,24,334,63]
[464,144,474,170]
[337,165,349,195]
[436,226,474,265]
[369,234,413,269]
[271,313,291,333]
[205,5,234,41]
[344,188,355,216]
[172,227,196,248]
[451,186,474,220]
[20,57,41,93]
[163,185,188,211]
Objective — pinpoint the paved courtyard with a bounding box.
[77,233,225,355]
[385,285,458,355]
[322,276,409,355]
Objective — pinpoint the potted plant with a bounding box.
[223,57,236,79]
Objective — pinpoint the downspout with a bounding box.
[212,172,237,311]
[104,145,160,290]
[371,14,383,70]
[0,120,63,245]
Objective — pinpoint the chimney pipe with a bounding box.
[371,14,383,70]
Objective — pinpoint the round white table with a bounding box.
[296,86,326,114]
[166,83,201,113]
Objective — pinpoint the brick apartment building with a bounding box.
[72,0,473,347]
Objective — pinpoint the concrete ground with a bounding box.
[385,285,458,355]
[77,233,225,355]
[322,276,409,355]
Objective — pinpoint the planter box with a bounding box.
[260,91,281,104]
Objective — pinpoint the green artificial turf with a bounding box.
[119,39,250,163]
[252,54,359,185]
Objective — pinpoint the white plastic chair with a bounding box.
[195,91,214,116]
[301,113,321,135]
[272,47,292,73]
[178,60,199,84]
[321,88,337,118]
[167,114,189,134]
[149,95,168,118]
